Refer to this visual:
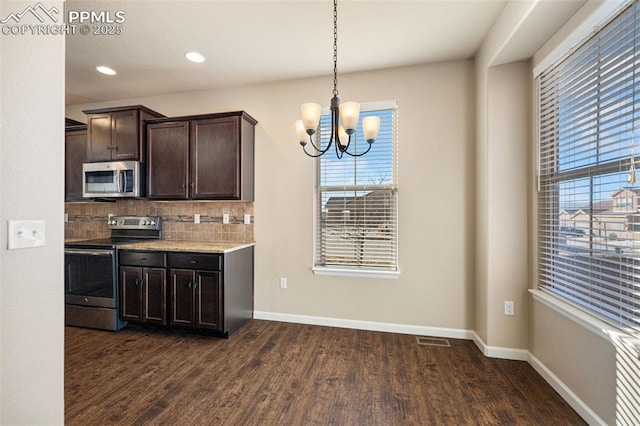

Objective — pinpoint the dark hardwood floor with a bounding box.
[65,320,585,425]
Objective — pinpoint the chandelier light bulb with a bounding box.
[363,116,381,142]
[339,102,360,133]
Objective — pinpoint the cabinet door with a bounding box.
[195,271,223,331]
[87,113,113,162]
[143,268,167,325]
[170,269,195,327]
[65,129,87,201]
[147,122,189,199]
[112,110,140,160]
[120,266,142,322]
[190,117,240,199]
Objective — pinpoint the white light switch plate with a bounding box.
[8,220,45,250]
[223,213,230,224]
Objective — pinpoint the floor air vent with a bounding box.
[416,336,451,347]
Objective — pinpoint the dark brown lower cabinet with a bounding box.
[119,247,254,338]
[119,251,167,326]
[170,269,222,332]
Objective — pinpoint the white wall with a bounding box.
[67,61,477,333]
[0,1,65,423]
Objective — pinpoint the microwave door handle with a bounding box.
[120,170,127,192]
[113,170,120,192]
[116,170,124,193]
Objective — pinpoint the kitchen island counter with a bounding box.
[121,240,255,254]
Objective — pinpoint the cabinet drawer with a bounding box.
[168,253,221,271]
[119,251,166,267]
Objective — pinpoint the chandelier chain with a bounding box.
[333,0,338,97]
[297,0,379,158]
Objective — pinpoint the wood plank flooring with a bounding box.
[65,320,586,425]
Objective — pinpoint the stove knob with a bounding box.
[109,220,117,225]
[150,220,156,226]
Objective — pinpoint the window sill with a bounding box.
[312,266,400,279]
[530,288,640,359]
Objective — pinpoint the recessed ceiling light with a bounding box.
[96,66,117,76]
[185,51,206,63]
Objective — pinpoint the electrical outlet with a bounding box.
[223,213,230,224]
[280,277,287,289]
[504,301,515,316]
[194,213,200,224]
[64,213,69,223]
[244,214,251,224]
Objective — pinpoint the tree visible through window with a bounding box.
[314,101,398,274]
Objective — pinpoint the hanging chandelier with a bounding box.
[295,0,380,159]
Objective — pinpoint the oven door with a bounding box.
[64,248,117,309]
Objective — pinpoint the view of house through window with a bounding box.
[314,101,398,274]
[538,3,640,336]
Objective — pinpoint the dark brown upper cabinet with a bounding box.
[65,122,88,201]
[146,111,257,201]
[83,105,164,162]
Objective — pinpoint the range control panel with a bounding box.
[107,216,161,230]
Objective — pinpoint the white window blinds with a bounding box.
[314,101,398,274]
[538,2,640,336]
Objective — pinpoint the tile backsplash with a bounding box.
[65,199,254,243]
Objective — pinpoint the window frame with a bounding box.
[312,100,399,279]
[537,1,640,338]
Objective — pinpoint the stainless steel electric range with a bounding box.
[64,216,162,331]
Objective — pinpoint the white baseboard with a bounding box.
[253,310,599,425]
[527,352,606,426]
[471,331,529,361]
[254,311,473,340]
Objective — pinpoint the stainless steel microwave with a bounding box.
[82,161,143,198]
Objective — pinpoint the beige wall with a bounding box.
[67,61,477,330]
[485,62,530,349]
[0,1,65,422]
[474,1,534,351]
[530,301,617,423]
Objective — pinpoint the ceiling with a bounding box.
[64,0,584,105]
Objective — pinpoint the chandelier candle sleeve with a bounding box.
[338,126,349,146]
[301,103,322,135]
[339,102,360,133]
[363,116,381,142]
[296,120,309,143]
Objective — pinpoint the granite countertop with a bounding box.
[119,240,255,254]
[64,237,92,243]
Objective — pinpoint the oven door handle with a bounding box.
[65,249,113,256]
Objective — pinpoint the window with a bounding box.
[538,3,640,336]
[313,100,398,277]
